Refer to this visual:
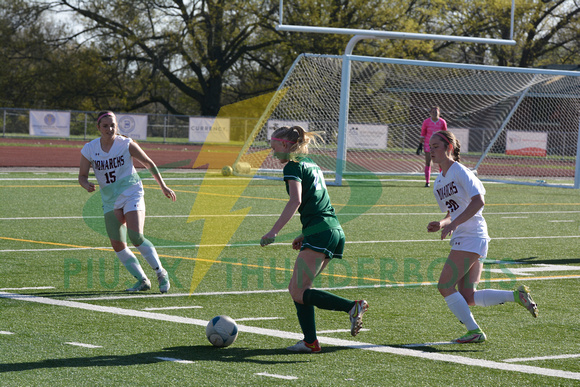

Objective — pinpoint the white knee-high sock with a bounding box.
[136,242,163,273]
[474,289,514,307]
[116,248,147,280]
[444,292,479,331]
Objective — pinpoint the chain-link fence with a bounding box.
[0,108,259,143]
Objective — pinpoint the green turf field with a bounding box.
[1,169,579,386]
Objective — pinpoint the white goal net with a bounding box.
[235,54,580,187]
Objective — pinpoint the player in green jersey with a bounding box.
[261,125,368,353]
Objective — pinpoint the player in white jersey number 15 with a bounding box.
[78,111,176,293]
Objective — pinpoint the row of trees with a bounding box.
[2,0,580,116]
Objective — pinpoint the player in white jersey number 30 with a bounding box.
[426,130,538,344]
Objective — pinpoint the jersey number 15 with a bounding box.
[104,171,116,184]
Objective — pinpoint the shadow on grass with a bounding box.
[504,256,580,265]
[0,345,350,372]
[389,343,484,354]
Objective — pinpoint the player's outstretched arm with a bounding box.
[261,180,301,246]
[129,142,176,201]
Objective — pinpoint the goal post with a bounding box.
[234,53,580,188]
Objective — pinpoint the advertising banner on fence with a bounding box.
[117,114,147,140]
[450,128,470,153]
[189,117,230,143]
[347,124,388,149]
[266,120,309,140]
[506,130,547,157]
[29,110,70,137]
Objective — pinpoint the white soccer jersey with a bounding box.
[433,162,489,240]
[81,136,143,208]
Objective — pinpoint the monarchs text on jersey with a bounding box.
[81,136,143,209]
[433,162,489,240]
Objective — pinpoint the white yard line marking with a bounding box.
[0,286,55,291]
[255,372,298,380]
[504,354,580,363]
[485,264,580,276]
[1,291,579,381]
[2,210,580,222]
[65,342,103,348]
[68,289,289,301]
[143,306,203,311]
[3,235,580,254]
[547,220,574,223]
[317,328,369,334]
[0,331,14,335]
[235,317,284,321]
[155,357,195,364]
[67,275,580,301]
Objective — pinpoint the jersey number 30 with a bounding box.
[445,199,459,212]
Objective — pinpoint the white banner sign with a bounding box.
[506,130,547,157]
[29,110,71,137]
[266,120,309,140]
[347,124,388,149]
[450,128,470,153]
[117,114,148,140]
[189,117,230,143]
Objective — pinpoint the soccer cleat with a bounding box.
[286,340,321,353]
[514,285,538,318]
[157,269,170,293]
[425,183,430,187]
[349,300,369,337]
[455,328,486,344]
[126,278,151,292]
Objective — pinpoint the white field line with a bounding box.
[66,275,580,301]
[142,306,203,311]
[0,331,14,335]
[255,372,298,380]
[485,264,580,276]
[0,286,55,291]
[504,354,580,363]
[547,220,575,223]
[1,291,578,381]
[154,357,195,364]
[3,234,580,253]
[2,210,580,221]
[65,342,103,348]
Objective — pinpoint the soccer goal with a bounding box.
[234,52,580,188]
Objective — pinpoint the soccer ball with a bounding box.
[206,315,238,347]
[221,165,233,176]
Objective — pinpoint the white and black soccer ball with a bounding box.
[206,315,238,347]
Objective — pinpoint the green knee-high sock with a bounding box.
[303,288,355,312]
[294,301,317,343]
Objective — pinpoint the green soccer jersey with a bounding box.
[283,157,341,235]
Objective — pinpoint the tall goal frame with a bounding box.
[335,36,580,188]
[234,49,580,188]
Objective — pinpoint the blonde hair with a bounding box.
[432,130,461,162]
[271,125,322,157]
